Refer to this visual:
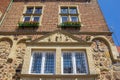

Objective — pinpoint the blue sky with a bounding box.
[98,0,120,46]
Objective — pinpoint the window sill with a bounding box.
[59,13,79,16]
[58,22,81,28]
[20,74,98,78]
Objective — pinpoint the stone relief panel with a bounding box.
[91,39,120,80]
[0,40,12,80]
[12,42,26,80]
[39,32,78,42]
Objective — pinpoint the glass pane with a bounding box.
[34,8,42,14]
[31,52,42,73]
[61,16,68,23]
[69,8,77,14]
[24,16,30,22]
[33,16,40,22]
[70,16,78,22]
[61,7,68,14]
[26,7,33,14]
[63,52,73,73]
[44,52,55,73]
[75,52,87,73]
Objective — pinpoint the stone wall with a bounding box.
[0,40,12,79]
[0,38,26,80]
[0,34,119,80]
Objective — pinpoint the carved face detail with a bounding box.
[91,40,109,52]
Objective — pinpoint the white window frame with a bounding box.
[59,5,81,24]
[61,51,88,75]
[29,51,56,74]
[22,6,44,25]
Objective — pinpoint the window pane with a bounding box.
[70,16,78,22]
[61,7,68,14]
[26,7,33,14]
[75,52,87,73]
[61,16,68,23]
[24,16,30,22]
[34,8,42,14]
[31,52,42,73]
[69,8,77,14]
[33,16,40,22]
[44,52,55,73]
[63,53,73,73]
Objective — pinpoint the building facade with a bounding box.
[0,0,120,80]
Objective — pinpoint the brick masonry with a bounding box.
[0,0,109,32]
[0,0,11,20]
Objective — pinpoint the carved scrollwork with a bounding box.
[91,39,113,80]
[0,41,12,80]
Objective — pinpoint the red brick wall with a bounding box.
[0,0,109,32]
[0,0,11,19]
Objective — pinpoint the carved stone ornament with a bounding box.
[0,41,12,80]
[91,39,113,80]
[38,32,78,42]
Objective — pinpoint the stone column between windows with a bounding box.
[56,47,61,74]
[21,47,31,74]
[86,47,98,74]
[8,40,17,62]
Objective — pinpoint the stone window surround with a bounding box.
[58,5,81,24]
[61,51,88,75]
[20,5,45,26]
[21,47,94,75]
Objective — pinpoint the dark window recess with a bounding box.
[41,0,45,2]
[61,7,68,14]
[26,7,33,14]
[34,8,42,14]
[16,69,21,73]
[33,16,40,22]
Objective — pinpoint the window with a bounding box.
[60,6,79,23]
[70,16,78,22]
[62,51,88,74]
[26,7,33,14]
[61,16,68,23]
[23,16,31,22]
[23,6,42,22]
[61,7,68,14]
[34,7,42,14]
[30,51,55,74]
[33,16,40,22]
